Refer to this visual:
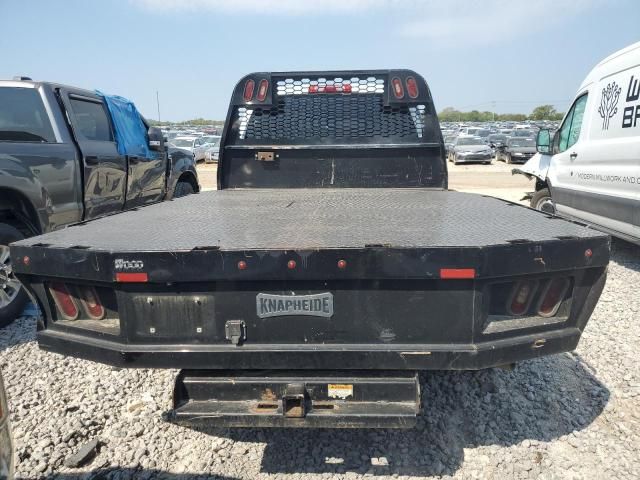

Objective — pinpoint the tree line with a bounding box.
[438,105,564,122]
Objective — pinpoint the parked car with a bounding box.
[0,78,199,326]
[443,134,457,157]
[487,133,509,153]
[171,136,198,153]
[496,137,536,164]
[448,136,493,164]
[203,135,221,163]
[171,136,213,162]
[520,41,640,244]
[0,371,13,480]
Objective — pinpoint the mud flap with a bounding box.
[171,370,420,428]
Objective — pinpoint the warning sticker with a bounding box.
[328,384,353,399]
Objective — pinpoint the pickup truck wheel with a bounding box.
[531,188,556,214]
[0,224,29,328]
[174,180,195,198]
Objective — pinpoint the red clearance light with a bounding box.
[49,282,79,320]
[308,85,319,93]
[537,278,570,317]
[115,272,148,283]
[237,260,247,271]
[391,77,404,99]
[325,85,337,93]
[337,259,347,270]
[507,280,538,316]
[440,268,475,279]
[77,285,106,320]
[243,79,255,102]
[406,76,419,98]
[342,84,352,93]
[287,260,297,270]
[257,79,269,101]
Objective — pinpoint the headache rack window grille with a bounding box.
[236,95,427,141]
[276,76,384,95]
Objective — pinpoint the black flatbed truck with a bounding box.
[12,70,609,428]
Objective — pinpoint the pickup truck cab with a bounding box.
[519,41,640,243]
[0,78,199,325]
[12,70,609,428]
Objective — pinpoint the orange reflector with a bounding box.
[115,272,148,283]
[440,268,476,279]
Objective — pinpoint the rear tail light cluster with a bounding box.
[47,282,118,333]
[243,78,269,102]
[505,277,571,318]
[489,276,572,319]
[392,77,420,99]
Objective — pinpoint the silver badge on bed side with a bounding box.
[256,293,334,318]
[114,259,144,270]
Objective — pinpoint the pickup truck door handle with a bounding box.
[570,152,578,160]
[85,156,100,166]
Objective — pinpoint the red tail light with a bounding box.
[256,79,269,101]
[537,278,570,317]
[77,285,106,320]
[507,280,538,316]
[49,282,79,320]
[391,77,404,99]
[406,76,419,98]
[243,79,255,102]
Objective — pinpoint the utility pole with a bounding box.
[491,100,496,121]
[156,91,161,123]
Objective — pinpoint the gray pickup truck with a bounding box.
[0,77,200,325]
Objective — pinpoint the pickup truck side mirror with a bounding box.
[536,129,551,154]
[148,126,165,152]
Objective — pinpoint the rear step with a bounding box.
[171,370,420,428]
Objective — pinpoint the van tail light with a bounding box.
[77,285,106,320]
[537,278,570,317]
[507,280,538,316]
[243,79,255,102]
[406,77,419,98]
[391,77,404,99]
[49,282,79,320]
[256,79,269,101]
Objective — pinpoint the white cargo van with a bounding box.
[522,41,640,244]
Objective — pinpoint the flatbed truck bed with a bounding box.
[11,70,610,428]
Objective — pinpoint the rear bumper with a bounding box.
[37,326,582,370]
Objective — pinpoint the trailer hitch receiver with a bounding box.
[282,383,306,418]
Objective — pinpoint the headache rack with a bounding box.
[217,69,447,189]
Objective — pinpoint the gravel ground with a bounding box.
[1,239,639,479]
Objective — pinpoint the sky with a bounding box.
[1,0,638,121]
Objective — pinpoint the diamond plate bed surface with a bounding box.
[17,189,606,252]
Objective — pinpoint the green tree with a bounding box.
[530,105,557,120]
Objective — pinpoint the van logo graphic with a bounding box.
[598,82,622,130]
[256,293,334,318]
